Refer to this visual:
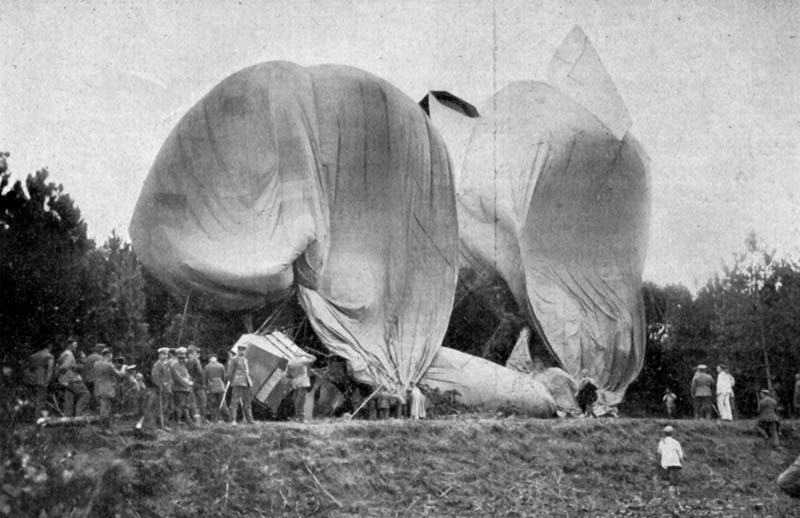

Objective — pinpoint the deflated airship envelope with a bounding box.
[424,27,650,405]
[130,62,459,397]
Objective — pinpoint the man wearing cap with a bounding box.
[716,364,735,421]
[690,365,714,419]
[151,347,173,430]
[226,345,254,425]
[56,337,90,417]
[170,347,195,427]
[757,389,780,448]
[204,353,229,423]
[186,345,206,423]
[91,348,130,425]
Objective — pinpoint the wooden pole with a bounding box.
[175,292,191,347]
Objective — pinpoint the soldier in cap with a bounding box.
[690,364,714,419]
[186,345,206,423]
[91,348,130,425]
[56,337,91,417]
[151,347,173,430]
[204,352,229,423]
[756,389,780,448]
[170,347,195,427]
[226,344,254,424]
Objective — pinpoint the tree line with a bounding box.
[2,154,797,417]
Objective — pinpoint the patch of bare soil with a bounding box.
[11,417,800,517]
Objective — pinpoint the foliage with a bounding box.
[0,164,93,366]
[0,155,153,370]
[79,232,150,363]
[626,233,800,417]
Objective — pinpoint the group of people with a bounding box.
[660,364,738,420]
[24,338,134,423]
[660,363,792,449]
[352,383,427,420]
[149,343,254,429]
[688,363,735,420]
[24,339,256,429]
[25,338,427,429]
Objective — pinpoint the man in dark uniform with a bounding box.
[204,353,229,423]
[56,337,90,417]
[150,347,173,430]
[226,345,254,425]
[170,347,195,427]
[757,389,780,448]
[690,365,715,419]
[186,345,206,423]
[91,348,129,425]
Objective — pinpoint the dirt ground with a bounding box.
[11,416,800,517]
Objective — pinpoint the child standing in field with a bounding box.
[662,388,677,417]
[657,425,684,486]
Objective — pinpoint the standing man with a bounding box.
[204,353,229,423]
[716,364,735,421]
[757,389,781,448]
[151,347,173,430]
[690,365,714,419]
[226,345,254,425]
[91,348,129,425]
[25,343,54,419]
[186,345,206,423]
[82,343,105,405]
[170,347,195,427]
[792,373,800,418]
[56,338,90,417]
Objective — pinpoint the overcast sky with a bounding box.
[2,0,798,291]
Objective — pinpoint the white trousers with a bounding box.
[717,392,733,420]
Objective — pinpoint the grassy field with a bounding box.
[11,416,800,517]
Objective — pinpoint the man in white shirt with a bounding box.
[716,364,735,421]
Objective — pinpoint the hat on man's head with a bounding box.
[101,348,113,356]
[187,344,199,354]
[176,347,187,356]
[663,425,674,433]
[760,389,771,395]
[94,343,106,352]
[157,347,169,354]
[696,364,707,370]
